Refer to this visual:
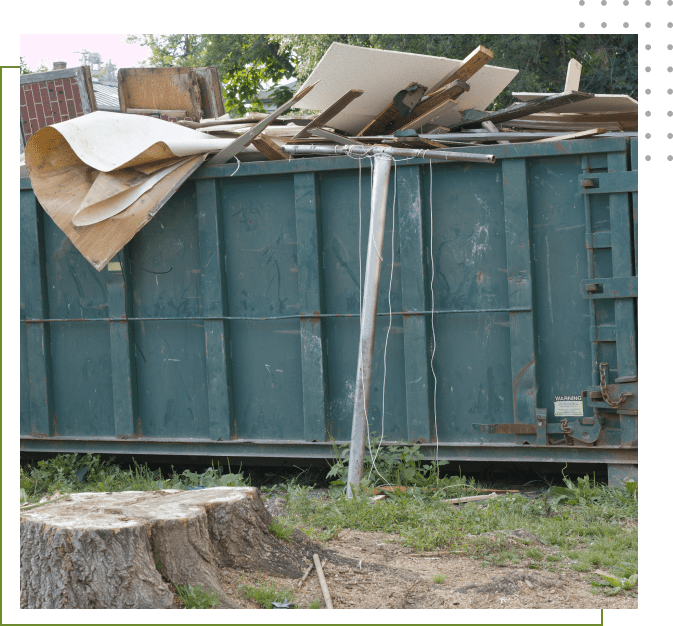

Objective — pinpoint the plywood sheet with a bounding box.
[512,92,637,114]
[295,43,518,134]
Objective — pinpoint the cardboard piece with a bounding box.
[295,43,518,134]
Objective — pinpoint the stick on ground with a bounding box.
[313,553,333,609]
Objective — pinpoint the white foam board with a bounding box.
[512,93,638,114]
[296,43,519,134]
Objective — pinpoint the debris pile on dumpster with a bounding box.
[22,42,637,272]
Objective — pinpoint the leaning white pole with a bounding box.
[346,153,393,498]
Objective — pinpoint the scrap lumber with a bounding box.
[313,554,333,609]
[307,128,365,145]
[389,80,469,133]
[426,45,494,95]
[127,108,188,117]
[357,82,427,137]
[208,81,319,165]
[564,58,583,92]
[447,91,594,130]
[444,493,500,505]
[194,66,226,119]
[511,92,637,114]
[251,133,290,160]
[294,42,518,134]
[118,67,204,122]
[481,120,510,144]
[292,89,364,139]
[382,135,447,149]
[531,128,607,143]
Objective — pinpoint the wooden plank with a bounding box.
[251,133,290,160]
[519,111,637,124]
[565,59,582,92]
[512,92,637,114]
[395,97,460,132]
[107,253,137,437]
[388,80,469,133]
[194,66,226,119]
[307,128,365,145]
[294,173,328,442]
[382,136,446,149]
[117,67,204,122]
[449,91,595,130]
[532,128,607,143]
[293,89,363,139]
[397,166,432,444]
[481,120,510,144]
[427,45,494,95]
[127,108,189,117]
[357,83,427,137]
[502,159,538,443]
[196,179,234,440]
[20,190,54,436]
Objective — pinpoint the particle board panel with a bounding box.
[512,92,637,114]
[295,43,518,134]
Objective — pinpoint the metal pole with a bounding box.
[283,144,495,164]
[346,153,393,497]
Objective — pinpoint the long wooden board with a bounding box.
[448,91,595,130]
[293,89,363,139]
[357,83,426,137]
[426,45,494,94]
[512,92,637,114]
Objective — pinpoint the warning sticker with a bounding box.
[554,395,583,417]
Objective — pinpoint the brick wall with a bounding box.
[20,76,85,142]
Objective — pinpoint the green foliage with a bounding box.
[326,435,449,491]
[238,578,295,609]
[591,564,638,595]
[268,518,294,542]
[175,584,222,609]
[20,454,248,502]
[308,598,323,609]
[433,574,447,584]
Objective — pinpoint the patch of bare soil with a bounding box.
[220,526,637,610]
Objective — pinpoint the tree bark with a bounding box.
[20,487,303,609]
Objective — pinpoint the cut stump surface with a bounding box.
[20,487,303,609]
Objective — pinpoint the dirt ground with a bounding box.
[216,498,637,610]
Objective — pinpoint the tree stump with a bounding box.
[20,487,304,609]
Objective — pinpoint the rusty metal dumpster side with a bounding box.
[20,137,637,473]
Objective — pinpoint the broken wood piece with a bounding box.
[390,80,469,133]
[426,45,494,95]
[313,553,333,609]
[370,494,387,502]
[443,493,500,505]
[382,136,446,149]
[481,120,510,144]
[251,133,290,160]
[357,83,427,137]
[448,91,595,130]
[531,128,607,143]
[118,67,204,122]
[127,108,189,117]
[297,562,314,588]
[307,128,365,145]
[564,59,582,92]
[207,81,319,165]
[293,89,364,139]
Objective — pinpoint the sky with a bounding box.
[20,34,150,72]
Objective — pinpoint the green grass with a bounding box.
[433,574,447,584]
[175,584,222,609]
[238,578,295,609]
[20,454,248,503]
[268,518,295,541]
[308,598,323,609]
